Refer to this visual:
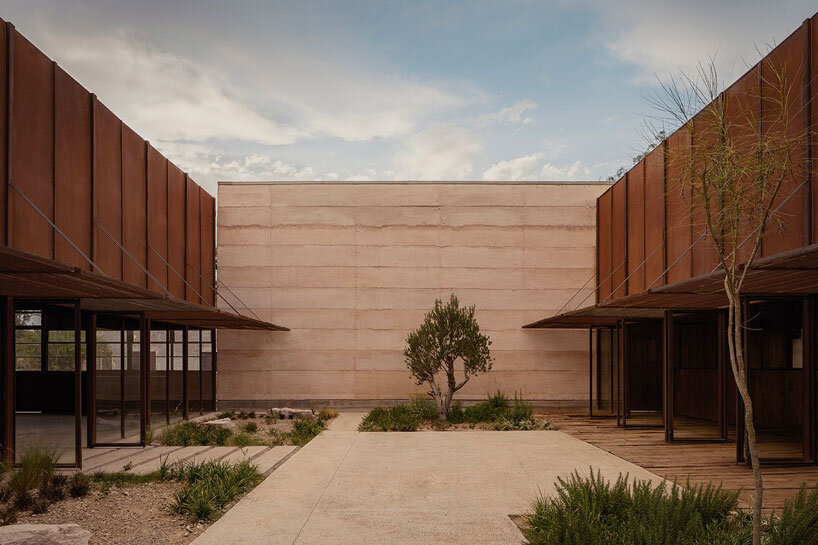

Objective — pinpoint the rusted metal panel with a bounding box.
[724,64,761,265]
[690,110,720,277]
[0,21,7,245]
[644,146,665,288]
[761,27,807,256]
[121,123,147,287]
[185,176,200,303]
[597,189,613,303]
[147,145,168,294]
[54,67,91,269]
[611,180,627,300]
[626,161,645,295]
[10,33,53,259]
[93,100,122,280]
[167,163,186,299]
[199,190,215,306]
[665,130,692,284]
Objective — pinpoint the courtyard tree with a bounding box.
[648,57,808,545]
[404,295,493,419]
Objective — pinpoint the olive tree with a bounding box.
[648,57,808,545]
[404,295,493,419]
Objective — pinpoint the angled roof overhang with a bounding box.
[523,305,665,329]
[524,243,818,329]
[0,245,287,331]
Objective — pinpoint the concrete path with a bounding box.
[193,413,664,545]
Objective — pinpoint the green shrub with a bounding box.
[167,460,262,521]
[30,496,49,514]
[159,422,231,446]
[766,484,818,545]
[40,473,69,502]
[407,395,437,420]
[523,470,744,545]
[90,470,160,491]
[227,431,267,448]
[68,473,91,498]
[317,408,340,421]
[12,490,34,511]
[0,505,17,526]
[241,421,258,434]
[289,415,327,446]
[7,445,58,494]
[358,406,420,432]
[217,411,237,419]
[506,392,534,423]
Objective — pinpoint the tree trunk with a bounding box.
[428,380,447,420]
[724,279,763,545]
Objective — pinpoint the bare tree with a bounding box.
[647,57,808,544]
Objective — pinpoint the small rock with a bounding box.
[203,418,232,427]
[0,524,91,545]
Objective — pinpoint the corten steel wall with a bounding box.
[0,19,216,306]
[217,182,607,405]
[597,13,818,303]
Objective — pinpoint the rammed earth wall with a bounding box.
[216,181,608,407]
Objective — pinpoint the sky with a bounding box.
[1,0,816,195]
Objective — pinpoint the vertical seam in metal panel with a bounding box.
[623,174,628,298]
[595,195,600,305]
[90,94,96,269]
[184,173,189,301]
[144,141,149,288]
[119,121,123,279]
[662,140,668,285]
[609,190,613,302]
[4,24,13,246]
[804,19,813,245]
[759,60,765,258]
[165,160,169,291]
[51,61,56,260]
[642,160,647,291]
[689,125,695,278]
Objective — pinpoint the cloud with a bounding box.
[482,152,543,181]
[393,125,483,180]
[477,100,537,127]
[586,0,813,84]
[482,152,587,181]
[53,32,302,146]
[541,160,582,180]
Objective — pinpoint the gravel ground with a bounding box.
[16,483,206,545]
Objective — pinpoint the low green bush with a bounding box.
[766,484,818,545]
[68,472,91,498]
[0,505,17,526]
[407,395,438,420]
[523,470,745,545]
[39,474,69,502]
[358,406,421,432]
[317,408,340,421]
[227,431,267,448]
[7,445,58,494]
[167,460,262,521]
[159,422,232,446]
[289,415,328,446]
[241,421,259,434]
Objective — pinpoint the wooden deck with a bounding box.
[548,413,818,513]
